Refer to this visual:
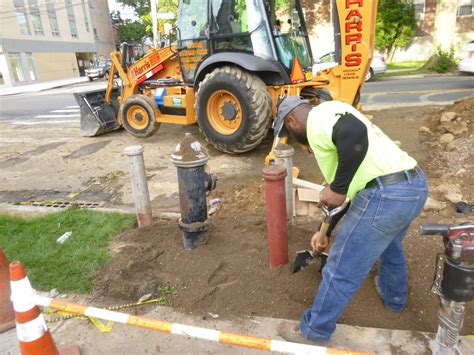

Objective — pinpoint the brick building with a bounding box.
[302,0,474,61]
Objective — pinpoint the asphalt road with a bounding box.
[0,80,106,127]
[361,74,474,109]
[0,75,472,126]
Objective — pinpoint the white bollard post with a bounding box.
[274,143,295,224]
[124,145,153,227]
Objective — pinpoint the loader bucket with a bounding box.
[74,87,121,136]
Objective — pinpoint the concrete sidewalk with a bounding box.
[1,304,473,354]
[0,77,88,96]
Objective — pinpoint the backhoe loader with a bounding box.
[75,0,377,154]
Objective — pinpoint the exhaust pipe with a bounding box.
[74,87,121,137]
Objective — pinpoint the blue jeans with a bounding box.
[300,169,428,341]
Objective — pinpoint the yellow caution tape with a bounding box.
[89,317,115,333]
[46,298,161,333]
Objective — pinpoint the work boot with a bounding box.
[374,275,384,301]
[374,275,405,312]
[277,322,328,346]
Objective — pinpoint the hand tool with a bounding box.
[292,201,349,273]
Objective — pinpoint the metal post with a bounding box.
[274,143,295,224]
[151,0,159,48]
[124,145,153,227]
[262,165,288,268]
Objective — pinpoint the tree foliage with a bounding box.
[117,20,150,43]
[115,0,178,18]
[115,0,178,38]
[115,0,152,17]
[375,0,417,59]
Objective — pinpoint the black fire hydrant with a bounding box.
[170,133,217,250]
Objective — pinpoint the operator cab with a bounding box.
[176,0,313,83]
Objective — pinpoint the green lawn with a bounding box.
[386,61,427,70]
[0,209,136,293]
[378,60,429,78]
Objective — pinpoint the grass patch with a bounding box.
[386,61,426,70]
[0,209,136,293]
[378,60,429,78]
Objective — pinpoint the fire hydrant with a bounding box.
[171,133,217,250]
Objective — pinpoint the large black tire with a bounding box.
[120,94,160,138]
[195,66,272,154]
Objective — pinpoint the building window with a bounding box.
[65,0,78,38]
[46,1,60,37]
[458,0,473,16]
[414,0,425,20]
[48,12,60,37]
[81,0,90,32]
[28,0,44,35]
[8,53,26,82]
[93,28,99,40]
[13,0,31,35]
[25,53,37,81]
[69,16,78,38]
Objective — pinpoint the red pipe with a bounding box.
[262,165,288,268]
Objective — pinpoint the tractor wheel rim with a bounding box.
[206,90,242,135]
[127,105,149,130]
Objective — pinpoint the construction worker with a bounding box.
[274,96,428,344]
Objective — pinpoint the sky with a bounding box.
[108,0,139,21]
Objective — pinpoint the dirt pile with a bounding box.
[94,97,473,334]
[419,96,473,212]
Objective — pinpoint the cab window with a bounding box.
[177,0,208,40]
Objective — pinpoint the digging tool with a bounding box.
[292,250,329,273]
[292,201,349,273]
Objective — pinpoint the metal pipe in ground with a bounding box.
[274,144,295,224]
[124,145,153,227]
[262,165,288,268]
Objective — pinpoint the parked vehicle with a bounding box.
[368,54,387,81]
[85,60,112,81]
[74,0,379,155]
[458,41,474,74]
[314,53,386,81]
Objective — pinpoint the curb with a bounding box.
[0,77,89,96]
[363,93,474,111]
[363,101,456,111]
[376,72,461,81]
[0,203,180,220]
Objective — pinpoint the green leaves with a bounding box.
[114,0,178,42]
[375,0,417,57]
[118,20,149,42]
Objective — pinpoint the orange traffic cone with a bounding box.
[9,261,80,355]
[0,248,15,332]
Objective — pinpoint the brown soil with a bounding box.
[94,98,474,334]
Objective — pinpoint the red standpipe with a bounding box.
[262,165,288,268]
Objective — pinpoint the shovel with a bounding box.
[292,250,328,273]
[292,202,349,273]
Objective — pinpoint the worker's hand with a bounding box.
[311,231,329,253]
[318,186,346,208]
